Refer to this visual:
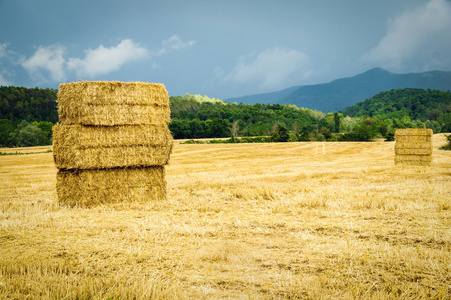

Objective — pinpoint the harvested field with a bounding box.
[1,135,450,299]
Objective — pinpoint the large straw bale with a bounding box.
[57,167,166,207]
[54,144,172,170]
[53,124,173,169]
[53,124,172,149]
[54,81,173,207]
[58,81,170,126]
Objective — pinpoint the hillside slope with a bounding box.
[340,88,451,132]
[225,85,301,105]
[278,68,451,113]
[340,88,451,119]
[225,68,451,112]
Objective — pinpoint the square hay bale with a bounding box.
[58,81,170,126]
[394,155,433,166]
[56,167,166,207]
[394,148,433,155]
[395,129,433,166]
[395,128,433,136]
[394,142,433,149]
[53,124,173,169]
[395,135,432,143]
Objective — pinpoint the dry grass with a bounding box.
[1,135,450,299]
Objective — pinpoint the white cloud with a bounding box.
[0,43,7,58]
[0,73,13,86]
[0,44,14,85]
[157,35,195,55]
[364,0,451,71]
[21,44,67,82]
[225,47,310,89]
[18,36,193,83]
[67,39,149,77]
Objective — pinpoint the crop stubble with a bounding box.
[0,135,450,299]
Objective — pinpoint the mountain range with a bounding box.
[225,68,451,113]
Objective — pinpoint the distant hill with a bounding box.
[225,85,301,104]
[341,88,451,119]
[340,88,451,133]
[226,68,451,113]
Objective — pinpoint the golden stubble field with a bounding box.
[1,135,450,299]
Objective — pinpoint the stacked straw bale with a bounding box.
[53,81,173,207]
[394,129,433,166]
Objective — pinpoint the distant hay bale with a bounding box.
[395,128,432,136]
[394,142,432,149]
[394,155,433,166]
[395,135,432,143]
[58,81,170,126]
[56,167,166,207]
[394,148,432,155]
[53,124,173,169]
[395,129,433,166]
[53,81,173,207]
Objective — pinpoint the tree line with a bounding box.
[168,90,450,142]
[341,88,451,133]
[0,87,450,147]
[0,86,58,147]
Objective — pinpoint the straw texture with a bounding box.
[53,124,172,148]
[58,81,170,126]
[395,135,432,143]
[394,129,433,166]
[395,129,433,136]
[57,167,166,207]
[394,155,433,166]
[53,81,173,206]
[53,124,173,169]
[53,144,172,170]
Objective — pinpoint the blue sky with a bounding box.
[1,0,451,99]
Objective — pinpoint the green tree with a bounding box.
[384,131,395,142]
[34,121,54,144]
[298,131,311,141]
[16,125,47,147]
[189,119,207,138]
[438,113,451,132]
[9,120,47,147]
[0,119,14,146]
[168,119,191,139]
[334,112,341,133]
[440,134,451,150]
[271,123,290,142]
[208,118,230,138]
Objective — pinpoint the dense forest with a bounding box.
[0,86,450,147]
[0,86,58,147]
[341,88,451,133]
